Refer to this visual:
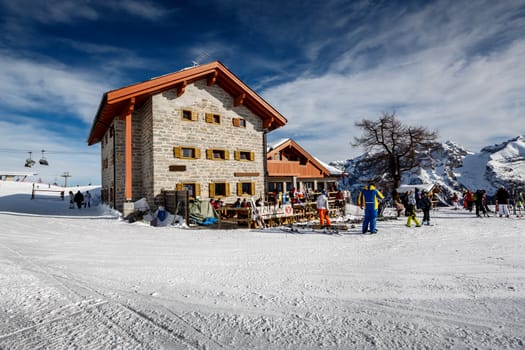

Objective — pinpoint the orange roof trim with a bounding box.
[87,61,287,145]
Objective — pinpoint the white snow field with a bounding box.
[1,181,524,349]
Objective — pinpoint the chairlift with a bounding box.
[39,150,49,166]
[25,151,36,168]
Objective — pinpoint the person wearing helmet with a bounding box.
[357,183,384,234]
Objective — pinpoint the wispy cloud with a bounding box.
[0,0,169,24]
[264,0,525,162]
[0,53,111,124]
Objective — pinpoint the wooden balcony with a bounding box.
[267,160,325,178]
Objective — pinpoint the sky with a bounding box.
[1,0,524,185]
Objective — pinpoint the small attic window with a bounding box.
[232,117,246,128]
[181,109,197,121]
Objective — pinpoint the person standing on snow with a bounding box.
[316,189,331,227]
[357,183,384,234]
[84,190,92,208]
[420,190,433,225]
[405,190,421,227]
[73,190,84,209]
[495,186,510,218]
[68,191,74,209]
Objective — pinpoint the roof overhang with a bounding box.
[87,61,287,145]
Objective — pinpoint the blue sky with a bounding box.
[1,0,524,185]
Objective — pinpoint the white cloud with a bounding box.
[264,1,525,162]
[0,54,110,124]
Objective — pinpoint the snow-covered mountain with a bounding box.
[333,135,525,199]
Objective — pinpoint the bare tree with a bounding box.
[352,112,439,191]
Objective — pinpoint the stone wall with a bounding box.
[149,78,266,206]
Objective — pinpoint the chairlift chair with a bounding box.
[39,150,48,166]
[25,151,36,167]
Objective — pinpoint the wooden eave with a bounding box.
[87,61,287,145]
[267,139,331,177]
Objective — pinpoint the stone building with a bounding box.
[87,61,286,214]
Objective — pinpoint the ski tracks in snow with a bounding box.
[0,242,226,349]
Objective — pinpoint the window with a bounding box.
[205,113,221,124]
[237,182,256,196]
[181,109,198,121]
[206,148,229,160]
[176,183,201,197]
[232,117,246,128]
[209,182,229,197]
[235,150,255,161]
[173,146,201,159]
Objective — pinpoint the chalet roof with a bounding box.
[314,157,343,176]
[267,138,332,177]
[87,61,287,145]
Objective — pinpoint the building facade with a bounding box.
[88,61,286,213]
[266,138,342,196]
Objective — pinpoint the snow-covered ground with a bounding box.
[1,181,524,349]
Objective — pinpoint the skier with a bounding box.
[405,190,421,227]
[68,191,74,209]
[474,189,488,217]
[316,189,331,227]
[357,183,384,234]
[84,190,92,208]
[495,186,510,218]
[73,190,84,209]
[420,190,433,225]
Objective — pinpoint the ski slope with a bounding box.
[1,182,524,349]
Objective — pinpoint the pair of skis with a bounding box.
[280,223,342,235]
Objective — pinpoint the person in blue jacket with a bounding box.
[357,183,385,234]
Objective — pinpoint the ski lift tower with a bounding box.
[61,172,72,187]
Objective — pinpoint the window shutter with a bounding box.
[250,151,255,161]
[237,183,243,196]
[206,149,213,159]
[234,151,240,160]
[209,183,215,197]
[250,182,256,195]
[191,111,198,121]
[225,183,230,196]
[224,150,230,160]
[173,146,181,158]
[195,183,201,196]
[205,113,213,123]
[232,118,240,127]
[176,183,183,191]
[195,148,201,159]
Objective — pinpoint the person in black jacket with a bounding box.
[73,190,84,209]
[420,190,433,225]
[495,186,510,218]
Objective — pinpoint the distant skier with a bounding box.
[495,186,510,218]
[358,183,384,234]
[420,190,433,225]
[68,191,74,209]
[405,190,421,227]
[316,189,331,227]
[84,190,92,208]
[474,189,488,217]
[74,190,84,209]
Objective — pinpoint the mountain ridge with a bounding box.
[333,135,525,199]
